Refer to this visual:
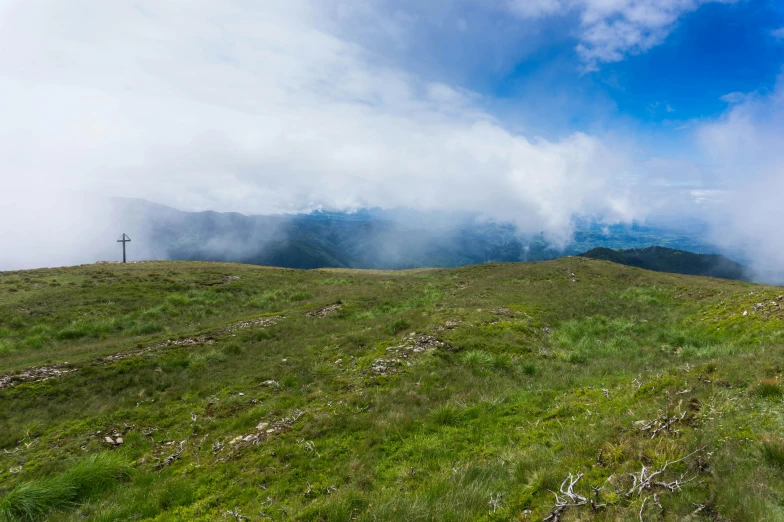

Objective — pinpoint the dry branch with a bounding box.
[627,447,704,496]
[637,411,687,439]
[544,473,588,521]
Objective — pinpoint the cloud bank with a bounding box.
[696,74,784,281]
[0,0,780,282]
[0,0,648,271]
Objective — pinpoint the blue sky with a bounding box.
[402,0,784,138]
[1,0,784,273]
[604,2,784,120]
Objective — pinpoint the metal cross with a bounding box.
[117,233,131,263]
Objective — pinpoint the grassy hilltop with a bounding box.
[1,259,783,521]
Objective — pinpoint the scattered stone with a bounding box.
[306,303,343,318]
[371,334,451,375]
[491,307,514,318]
[232,434,256,446]
[0,364,76,390]
[435,320,462,332]
[260,380,280,388]
[158,336,214,348]
[100,349,147,363]
[742,299,782,318]
[220,315,283,335]
[220,410,306,451]
[370,358,402,375]
[397,333,450,352]
[103,436,123,446]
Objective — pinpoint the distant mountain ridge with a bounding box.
[579,246,748,281]
[113,198,741,271]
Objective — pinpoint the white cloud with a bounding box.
[504,0,734,70]
[0,0,645,269]
[773,27,784,40]
[696,74,784,279]
[720,91,747,104]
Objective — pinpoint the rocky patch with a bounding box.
[158,335,214,348]
[370,333,451,375]
[222,409,307,450]
[0,364,76,389]
[743,297,783,318]
[435,320,462,332]
[491,307,514,318]
[369,358,403,375]
[220,315,283,334]
[306,303,342,318]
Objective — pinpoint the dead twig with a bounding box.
[627,447,704,496]
[544,473,588,521]
[224,508,248,520]
[488,492,505,514]
[156,440,186,471]
[636,411,687,439]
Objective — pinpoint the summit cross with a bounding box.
[117,233,131,263]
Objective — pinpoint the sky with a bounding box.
[1,0,784,276]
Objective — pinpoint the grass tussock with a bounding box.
[754,378,783,399]
[0,453,131,522]
[761,436,784,470]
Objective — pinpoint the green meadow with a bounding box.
[1,258,783,521]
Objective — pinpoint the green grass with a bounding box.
[0,453,130,521]
[761,436,784,470]
[0,258,783,520]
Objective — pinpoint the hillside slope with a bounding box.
[580,246,748,281]
[1,259,783,521]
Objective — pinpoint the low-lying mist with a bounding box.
[0,197,752,283]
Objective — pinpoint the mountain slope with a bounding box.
[1,259,782,520]
[579,246,748,280]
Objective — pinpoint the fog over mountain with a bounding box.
[1,1,783,281]
[0,196,746,279]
